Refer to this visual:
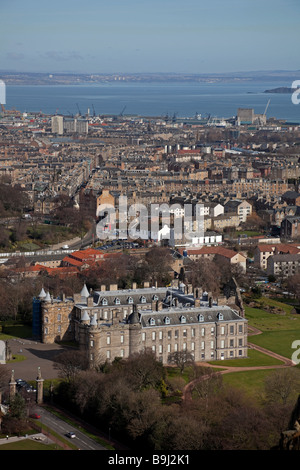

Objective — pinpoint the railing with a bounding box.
[0,249,73,258]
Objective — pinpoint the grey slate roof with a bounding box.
[92,287,168,307]
[136,305,244,328]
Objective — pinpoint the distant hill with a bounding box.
[264,87,296,94]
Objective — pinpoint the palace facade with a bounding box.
[32,280,247,367]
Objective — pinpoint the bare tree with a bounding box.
[264,369,300,405]
[167,350,194,374]
[53,349,89,382]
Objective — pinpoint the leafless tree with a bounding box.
[167,350,194,374]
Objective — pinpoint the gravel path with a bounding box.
[3,338,67,382]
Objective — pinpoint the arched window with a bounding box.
[180,315,186,323]
[198,314,204,322]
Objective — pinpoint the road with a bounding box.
[37,407,107,450]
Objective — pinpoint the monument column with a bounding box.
[36,367,44,404]
[9,370,16,401]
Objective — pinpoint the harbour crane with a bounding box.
[76,103,81,116]
[264,99,271,117]
[120,105,126,116]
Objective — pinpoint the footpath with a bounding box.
[0,433,54,446]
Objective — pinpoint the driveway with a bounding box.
[3,338,67,382]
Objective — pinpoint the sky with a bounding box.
[0,0,299,74]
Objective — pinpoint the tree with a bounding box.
[144,246,173,284]
[123,350,165,392]
[167,350,194,374]
[2,393,28,436]
[264,369,300,405]
[187,259,221,296]
[54,350,89,382]
[286,274,300,302]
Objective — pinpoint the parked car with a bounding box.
[66,432,76,439]
[30,413,41,419]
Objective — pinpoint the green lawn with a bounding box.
[221,369,278,402]
[254,297,296,315]
[0,323,32,340]
[245,305,300,360]
[207,300,300,401]
[0,439,59,450]
[210,347,284,368]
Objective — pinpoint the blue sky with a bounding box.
[0,0,299,74]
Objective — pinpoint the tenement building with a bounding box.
[32,281,248,366]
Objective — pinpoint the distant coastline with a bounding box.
[0,70,299,86]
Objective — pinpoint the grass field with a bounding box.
[202,298,300,401]
[245,304,300,360]
[0,438,59,450]
[210,347,284,368]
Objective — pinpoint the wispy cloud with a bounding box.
[39,51,84,62]
[6,52,25,60]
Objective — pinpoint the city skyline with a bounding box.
[1,0,299,74]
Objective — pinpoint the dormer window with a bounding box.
[198,314,204,322]
[140,296,146,304]
[217,312,223,321]
[180,315,186,323]
[102,298,108,306]
[164,316,170,325]
[149,317,155,326]
[153,295,159,301]
[128,297,133,304]
[115,298,120,305]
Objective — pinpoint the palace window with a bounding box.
[115,298,120,305]
[128,297,133,304]
[149,318,155,326]
[180,315,186,323]
[102,298,108,306]
[140,296,146,304]
[164,316,170,325]
[198,314,204,322]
